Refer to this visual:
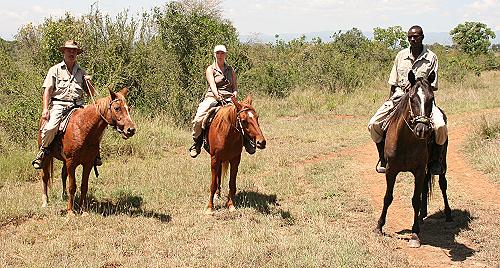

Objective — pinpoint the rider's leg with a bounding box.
[368,98,395,173]
[190,97,216,158]
[429,104,447,175]
[33,105,65,169]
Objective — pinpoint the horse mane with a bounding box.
[386,92,410,127]
[216,104,238,134]
[93,95,112,117]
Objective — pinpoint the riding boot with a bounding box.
[376,141,386,173]
[32,147,50,169]
[243,135,256,155]
[189,136,203,158]
[94,153,103,166]
[429,143,444,175]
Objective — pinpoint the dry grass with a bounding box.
[0,71,499,267]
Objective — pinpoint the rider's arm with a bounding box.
[206,66,221,100]
[41,86,52,121]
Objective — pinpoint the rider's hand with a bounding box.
[84,75,92,81]
[41,108,50,121]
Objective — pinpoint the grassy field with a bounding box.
[0,71,499,267]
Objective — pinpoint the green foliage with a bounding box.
[156,0,240,124]
[373,26,409,50]
[450,21,496,55]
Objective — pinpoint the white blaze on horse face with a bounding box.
[417,87,426,116]
[248,111,255,119]
[124,103,132,121]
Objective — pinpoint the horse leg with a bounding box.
[375,171,397,234]
[420,172,432,223]
[78,164,93,214]
[61,162,68,200]
[439,174,453,222]
[227,159,240,211]
[41,158,52,207]
[66,163,77,216]
[206,156,221,214]
[409,169,426,248]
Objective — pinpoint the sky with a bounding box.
[0,0,499,41]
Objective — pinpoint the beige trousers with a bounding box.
[368,90,448,145]
[191,96,218,140]
[40,103,69,148]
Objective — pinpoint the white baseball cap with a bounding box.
[213,45,227,53]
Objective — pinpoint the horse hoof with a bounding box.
[373,228,383,235]
[82,211,89,217]
[205,208,215,215]
[408,234,421,248]
[41,202,48,208]
[228,205,236,212]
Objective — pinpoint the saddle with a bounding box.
[58,105,81,132]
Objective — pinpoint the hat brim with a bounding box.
[59,46,83,54]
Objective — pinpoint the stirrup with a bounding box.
[32,148,49,169]
[189,144,201,158]
[376,159,386,173]
[94,156,103,166]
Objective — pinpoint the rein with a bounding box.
[85,79,119,129]
[236,107,255,138]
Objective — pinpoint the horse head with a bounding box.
[107,88,137,139]
[232,95,266,150]
[407,70,435,140]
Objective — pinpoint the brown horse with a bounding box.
[205,96,266,214]
[374,70,451,248]
[38,88,136,215]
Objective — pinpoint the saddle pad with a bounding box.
[201,106,220,130]
[58,108,79,132]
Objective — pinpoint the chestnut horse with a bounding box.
[206,96,266,214]
[374,70,451,248]
[38,88,136,215]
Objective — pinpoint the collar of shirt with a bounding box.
[406,46,429,63]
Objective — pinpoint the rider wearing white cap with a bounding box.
[189,44,246,158]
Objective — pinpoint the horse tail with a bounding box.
[427,174,434,200]
[46,157,54,188]
[220,161,229,189]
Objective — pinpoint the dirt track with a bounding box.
[351,109,500,267]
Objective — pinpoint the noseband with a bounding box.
[404,90,433,138]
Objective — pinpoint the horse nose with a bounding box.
[127,127,136,136]
[256,139,266,149]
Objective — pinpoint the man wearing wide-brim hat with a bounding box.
[32,39,100,169]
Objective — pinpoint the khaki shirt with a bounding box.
[388,46,438,90]
[42,61,88,103]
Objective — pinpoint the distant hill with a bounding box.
[240,30,500,45]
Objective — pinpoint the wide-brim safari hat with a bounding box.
[58,40,83,54]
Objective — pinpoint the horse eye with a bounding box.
[114,107,121,112]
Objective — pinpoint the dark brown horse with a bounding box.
[38,88,136,215]
[205,96,266,214]
[374,71,451,248]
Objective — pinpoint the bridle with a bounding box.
[404,83,434,138]
[236,107,256,143]
[85,79,121,131]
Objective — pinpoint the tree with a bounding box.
[450,21,496,55]
[373,26,408,50]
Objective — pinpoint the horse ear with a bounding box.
[428,71,436,85]
[119,87,129,97]
[244,95,253,105]
[232,96,242,111]
[109,89,117,100]
[408,70,416,86]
